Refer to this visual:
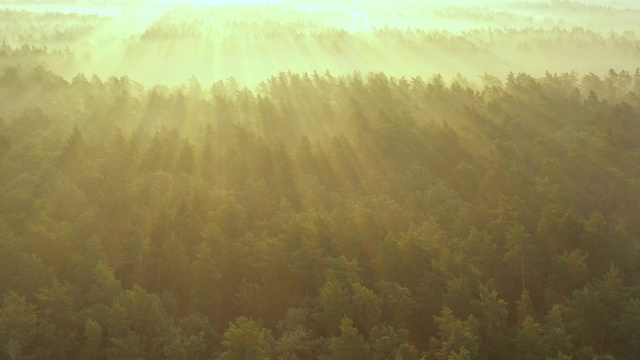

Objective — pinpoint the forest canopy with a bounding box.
[1,1,640,360]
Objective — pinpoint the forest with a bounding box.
[1,0,640,360]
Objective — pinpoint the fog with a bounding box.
[0,0,638,86]
[3,2,640,359]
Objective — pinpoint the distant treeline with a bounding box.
[0,4,639,84]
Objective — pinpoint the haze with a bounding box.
[3,0,640,359]
[1,0,638,86]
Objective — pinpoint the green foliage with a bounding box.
[517,289,535,326]
[0,292,38,360]
[323,317,371,360]
[472,285,510,359]
[80,319,103,360]
[369,324,419,360]
[274,308,319,360]
[218,317,271,360]
[314,274,353,336]
[429,307,481,360]
[0,64,640,359]
[516,316,544,360]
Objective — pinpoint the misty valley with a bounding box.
[0,1,640,359]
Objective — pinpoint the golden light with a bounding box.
[156,0,283,4]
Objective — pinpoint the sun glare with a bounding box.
[1,1,640,359]
[157,0,282,4]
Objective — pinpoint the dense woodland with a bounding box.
[1,64,640,359]
[2,1,640,359]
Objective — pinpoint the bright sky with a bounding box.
[157,0,282,4]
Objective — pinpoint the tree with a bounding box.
[173,313,216,360]
[442,275,474,320]
[0,292,38,360]
[313,274,352,336]
[78,319,103,360]
[104,331,145,360]
[564,265,624,355]
[351,282,383,337]
[545,249,588,305]
[176,139,196,175]
[116,285,173,359]
[288,234,324,297]
[375,280,416,331]
[323,317,371,360]
[0,218,53,299]
[516,316,544,360]
[189,242,221,318]
[58,126,84,173]
[33,279,79,360]
[86,260,122,306]
[369,324,419,360]
[541,305,573,357]
[472,285,510,359]
[536,205,582,256]
[161,234,189,298]
[517,289,535,326]
[274,308,319,360]
[200,123,216,182]
[429,307,480,360]
[232,279,266,325]
[218,317,271,360]
[616,298,640,358]
[503,223,536,293]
